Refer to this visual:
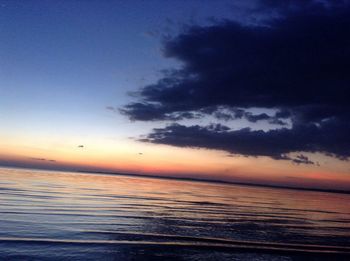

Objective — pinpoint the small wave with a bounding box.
[78,230,350,251]
[0,236,349,257]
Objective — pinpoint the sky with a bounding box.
[1,0,350,191]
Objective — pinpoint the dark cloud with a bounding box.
[209,107,288,125]
[291,154,314,165]
[119,102,203,121]
[141,119,350,164]
[121,0,350,164]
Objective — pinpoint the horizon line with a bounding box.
[1,164,350,195]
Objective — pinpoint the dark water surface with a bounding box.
[0,167,350,260]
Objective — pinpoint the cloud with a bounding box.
[121,0,350,164]
[290,154,315,165]
[106,106,118,113]
[29,158,56,163]
[141,119,350,163]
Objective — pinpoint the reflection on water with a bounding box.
[0,167,350,260]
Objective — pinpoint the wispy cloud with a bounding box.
[29,158,56,163]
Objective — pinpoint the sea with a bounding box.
[0,167,349,260]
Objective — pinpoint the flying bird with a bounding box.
[78,145,84,148]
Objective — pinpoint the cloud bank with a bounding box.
[121,0,350,164]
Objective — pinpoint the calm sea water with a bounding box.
[0,167,350,260]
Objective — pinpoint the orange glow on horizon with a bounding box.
[1,132,350,191]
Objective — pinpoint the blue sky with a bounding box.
[1,0,237,139]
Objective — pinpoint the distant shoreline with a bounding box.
[76,169,350,195]
[1,164,349,195]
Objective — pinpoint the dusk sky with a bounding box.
[1,0,350,190]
